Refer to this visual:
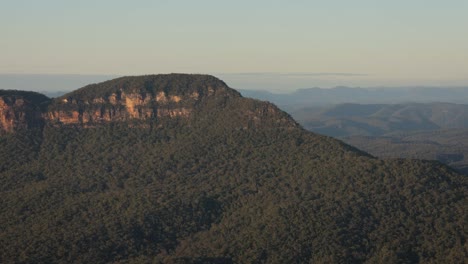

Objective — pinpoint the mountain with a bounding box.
[0,74,466,263]
[0,75,294,132]
[48,74,243,126]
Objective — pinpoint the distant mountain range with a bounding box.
[240,86,468,109]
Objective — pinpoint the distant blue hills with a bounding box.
[240,86,468,109]
[1,74,467,105]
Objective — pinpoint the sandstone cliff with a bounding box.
[46,90,194,126]
[45,74,240,126]
[0,91,50,133]
[0,74,297,132]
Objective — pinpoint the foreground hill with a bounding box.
[0,74,466,263]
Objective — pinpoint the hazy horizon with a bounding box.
[1,73,467,94]
[2,1,467,90]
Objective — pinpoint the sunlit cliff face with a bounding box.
[0,91,194,133]
[0,74,299,133]
[46,90,194,126]
[0,97,17,132]
[0,96,44,133]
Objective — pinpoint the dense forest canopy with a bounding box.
[59,74,236,101]
[0,75,466,263]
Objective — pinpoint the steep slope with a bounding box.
[0,75,466,263]
[46,74,243,126]
[0,90,50,133]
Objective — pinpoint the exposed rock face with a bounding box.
[0,91,49,133]
[46,91,193,126]
[0,97,17,132]
[0,74,297,132]
[44,74,235,126]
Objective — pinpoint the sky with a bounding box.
[1,0,467,91]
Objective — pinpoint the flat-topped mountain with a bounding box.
[0,74,297,131]
[0,74,466,263]
[48,74,240,125]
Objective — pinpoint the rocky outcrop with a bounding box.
[45,92,193,126]
[0,91,49,133]
[0,74,297,132]
[43,74,241,127]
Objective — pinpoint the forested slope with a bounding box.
[0,75,466,263]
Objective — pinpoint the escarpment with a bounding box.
[0,74,298,132]
[0,90,50,133]
[45,74,243,126]
[47,90,196,126]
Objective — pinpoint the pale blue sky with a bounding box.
[1,0,467,89]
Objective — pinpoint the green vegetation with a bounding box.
[0,90,50,105]
[0,75,466,263]
[58,74,237,101]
